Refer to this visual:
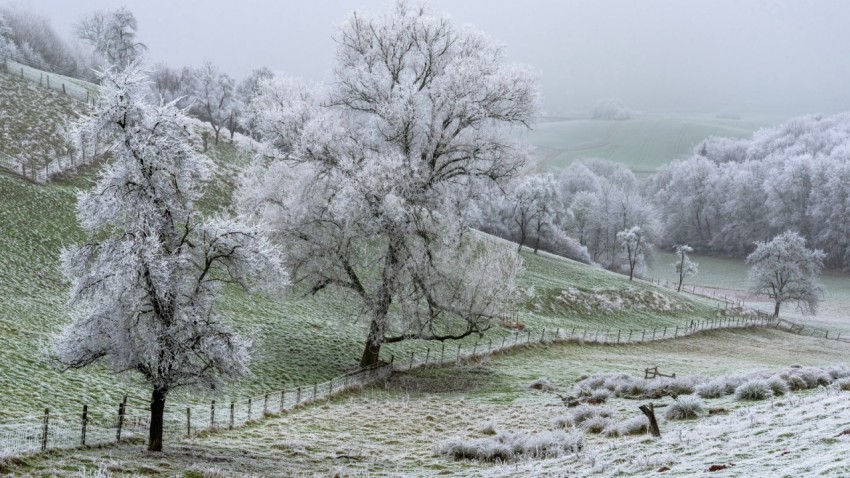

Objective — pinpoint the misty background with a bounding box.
[17,0,850,115]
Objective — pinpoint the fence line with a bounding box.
[5,306,843,459]
[1,56,95,103]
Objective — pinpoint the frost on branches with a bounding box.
[53,65,286,452]
[239,3,538,367]
[616,226,649,281]
[746,231,824,317]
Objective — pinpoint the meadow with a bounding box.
[524,113,784,176]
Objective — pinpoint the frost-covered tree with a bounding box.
[746,231,824,317]
[616,226,649,281]
[191,61,236,145]
[75,7,146,69]
[148,63,195,109]
[592,97,630,120]
[672,244,698,292]
[54,65,285,452]
[239,2,537,367]
[235,67,274,140]
[510,173,559,253]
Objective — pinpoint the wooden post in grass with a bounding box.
[527,330,532,344]
[409,351,414,370]
[313,383,318,401]
[81,404,88,446]
[264,394,269,416]
[46,75,49,88]
[20,67,23,78]
[639,403,661,438]
[642,330,645,341]
[571,327,576,338]
[501,336,506,350]
[425,347,430,365]
[663,327,667,338]
[617,329,621,344]
[472,342,478,357]
[116,400,125,442]
[210,400,216,429]
[488,339,492,353]
[62,83,66,95]
[674,326,678,338]
[230,402,235,430]
[41,408,49,451]
[628,330,633,342]
[296,387,301,406]
[441,343,445,364]
[555,327,560,340]
[280,391,285,413]
[186,407,191,437]
[541,328,545,342]
[456,344,461,363]
[248,398,253,421]
[515,329,519,345]
[652,329,656,340]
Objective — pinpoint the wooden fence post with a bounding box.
[248,398,253,421]
[555,327,560,340]
[264,394,269,416]
[639,403,661,438]
[540,328,546,342]
[488,339,492,353]
[210,400,216,429]
[46,75,49,88]
[617,329,621,344]
[81,404,88,446]
[527,330,532,343]
[472,342,478,357]
[280,391,285,413]
[641,330,645,341]
[62,83,66,95]
[296,387,301,406]
[501,336,506,349]
[663,327,667,338]
[425,347,430,365]
[674,326,678,338]
[230,402,235,430]
[456,344,461,363]
[628,330,633,342]
[186,407,191,437]
[41,408,49,451]
[116,401,125,442]
[441,343,445,364]
[313,383,318,401]
[409,351,414,370]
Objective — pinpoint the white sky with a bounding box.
[17,0,850,115]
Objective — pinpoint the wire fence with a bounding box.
[3,290,847,459]
[1,56,96,104]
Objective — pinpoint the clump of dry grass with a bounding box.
[435,430,583,462]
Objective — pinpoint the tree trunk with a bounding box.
[773,300,781,317]
[359,311,387,368]
[517,227,526,253]
[533,234,541,254]
[148,387,168,452]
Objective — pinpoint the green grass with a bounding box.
[9,328,849,477]
[0,135,724,422]
[524,113,785,176]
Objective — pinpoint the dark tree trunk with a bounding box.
[148,387,168,452]
[774,300,781,317]
[359,308,388,368]
[533,234,541,254]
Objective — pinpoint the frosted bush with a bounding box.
[695,379,728,399]
[766,375,789,396]
[551,415,573,429]
[435,430,583,462]
[735,379,774,400]
[591,389,611,403]
[618,416,650,435]
[571,404,613,426]
[794,367,831,388]
[582,415,613,434]
[781,373,807,391]
[827,364,850,380]
[529,378,557,392]
[664,395,705,420]
[832,377,850,391]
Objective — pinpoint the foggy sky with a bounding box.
[19,0,850,115]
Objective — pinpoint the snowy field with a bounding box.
[6,328,849,476]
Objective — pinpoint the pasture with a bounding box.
[525,113,784,176]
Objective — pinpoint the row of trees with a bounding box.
[475,159,660,277]
[647,112,850,269]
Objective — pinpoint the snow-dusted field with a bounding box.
[8,328,849,476]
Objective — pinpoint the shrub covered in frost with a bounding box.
[582,415,613,434]
[735,379,774,401]
[551,415,573,429]
[529,378,557,392]
[571,404,613,426]
[618,416,650,435]
[832,377,850,392]
[591,388,611,403]
[664,395,705,420]
[766,375,789,396]
[695,379,728,399]
[435,430,583,462]
[827,364,850,380]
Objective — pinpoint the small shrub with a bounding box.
[695,379,727,399]
[766,375,789,396]
[529,378,557,392]
[479,421,497,435]
[591,389,611,403]
[550,415,573,429]
[832,377,850,391]
[735,379,774,401]
[571,404,613,425]
[795,367,831,388]
[664,395,705,420]
[435,430,583,462]
[581,415,613,434]
[618,416,650,435]
[783,374,807,391]
[827,364,850,380]
[614,380,647,397]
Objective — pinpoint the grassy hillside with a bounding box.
[9,327,850,476]
[0,137,726,421]
[524,114,785,176]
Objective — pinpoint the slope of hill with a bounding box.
[0,70,86,180]
[525,113,785,176]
